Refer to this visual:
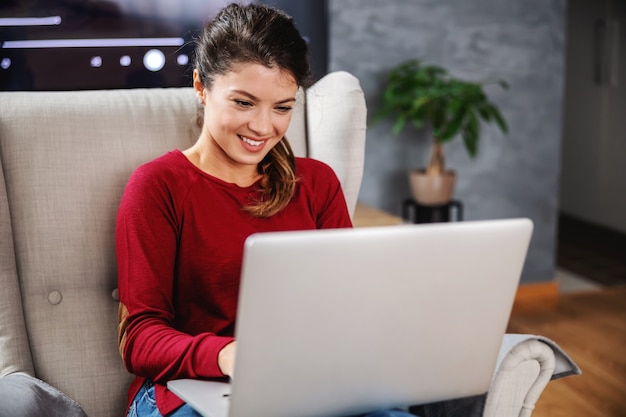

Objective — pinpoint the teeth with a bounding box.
[240,136,263,146]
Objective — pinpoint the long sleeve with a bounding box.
[116,151,351,414]
[116,159,234,383]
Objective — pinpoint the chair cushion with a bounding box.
[0,373,87,417]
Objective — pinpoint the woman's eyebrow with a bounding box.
[231,89,296,104]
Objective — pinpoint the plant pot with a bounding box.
[408,169,456,205]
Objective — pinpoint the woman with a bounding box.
[116,3,417,417]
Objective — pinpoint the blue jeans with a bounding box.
[128,380,416,417]
[127,381,201,417]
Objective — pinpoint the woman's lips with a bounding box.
[239,134,271,152]
[239,135,264,147]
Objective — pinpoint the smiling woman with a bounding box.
[115,3,418,417]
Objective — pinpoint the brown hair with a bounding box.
[194,3,311,217]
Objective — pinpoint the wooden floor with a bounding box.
[507,285,626,417]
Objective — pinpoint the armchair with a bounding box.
[0,71,578,417]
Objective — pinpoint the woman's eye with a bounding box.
[276,106,293,113]
[235,99,252,108]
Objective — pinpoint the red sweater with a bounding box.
[116,150,352,415]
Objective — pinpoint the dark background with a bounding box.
[0,0,328,91]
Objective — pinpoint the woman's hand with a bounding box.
[218,341,237,378]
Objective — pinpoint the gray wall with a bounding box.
[329,0,567,284]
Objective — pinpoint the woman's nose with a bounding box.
[248,110,272,136]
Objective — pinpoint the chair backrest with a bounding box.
[284,70,366,216]
[0,71,366,416]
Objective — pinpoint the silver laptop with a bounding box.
[168,218,533,417]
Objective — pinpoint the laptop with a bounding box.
[168,218,533,417]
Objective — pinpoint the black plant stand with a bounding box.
[402,199,463,224]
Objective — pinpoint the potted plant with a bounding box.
[374,58,509,205]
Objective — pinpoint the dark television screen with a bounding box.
[0,0,327,91]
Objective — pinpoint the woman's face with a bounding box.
[194,63,298,180]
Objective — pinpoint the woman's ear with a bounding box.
[193,70,205,105]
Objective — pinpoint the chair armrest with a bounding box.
[0,373,88,417]
[483,334,581,417]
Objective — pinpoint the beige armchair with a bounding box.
[0,71,578,417]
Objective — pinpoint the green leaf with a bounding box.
[437,106,466,142]
[462,111,480,157]
[476,104,492,122]
[463,131,478,158]
[490,106,508,134]
[392,116,407,136]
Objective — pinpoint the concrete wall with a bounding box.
[329,0,567,284]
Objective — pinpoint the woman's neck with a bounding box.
[182,143,262,188]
